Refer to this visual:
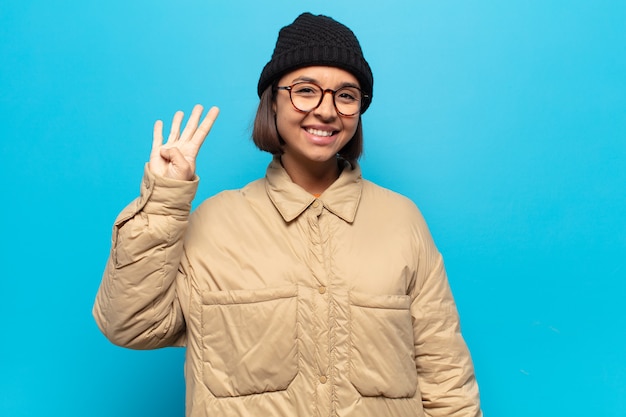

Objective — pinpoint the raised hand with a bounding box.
[149,104,220,181]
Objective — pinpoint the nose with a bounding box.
[313,90,337,120]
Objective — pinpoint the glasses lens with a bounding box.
[290,83,323,112]
[334,87,362,116]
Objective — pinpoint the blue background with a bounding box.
[1,1,624,416]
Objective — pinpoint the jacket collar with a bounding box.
[265,156,363,223]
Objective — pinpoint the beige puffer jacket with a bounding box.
[94,157,482,417]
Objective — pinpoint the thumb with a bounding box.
[159,147,193,180]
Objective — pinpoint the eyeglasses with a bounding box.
[276,82,368,117]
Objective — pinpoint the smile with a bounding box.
[305,128,336,137]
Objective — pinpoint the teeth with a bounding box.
[306,128,334,137]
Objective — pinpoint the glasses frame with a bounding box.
[276,81,368,117]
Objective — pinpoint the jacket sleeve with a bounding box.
[93,165,198,350]
[409,218,482,417]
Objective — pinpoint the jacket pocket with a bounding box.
[200,285,299,397]
[349,291,417,398]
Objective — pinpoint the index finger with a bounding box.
[192,106,220,145]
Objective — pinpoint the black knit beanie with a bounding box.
[258,12,374,113]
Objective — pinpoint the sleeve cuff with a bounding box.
[132,163,200,217]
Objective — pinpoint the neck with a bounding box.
[280,155,341,195]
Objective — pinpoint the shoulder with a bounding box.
[190,178,267,222]
[359,179,436,243]
[361,180,422,218]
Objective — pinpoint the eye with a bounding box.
[336,88,360,103]
[292,83,319,96]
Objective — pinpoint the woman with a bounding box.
[94,12,482,417]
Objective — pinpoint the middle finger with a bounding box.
[180,104,204,142]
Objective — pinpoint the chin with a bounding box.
[307,151,340,163]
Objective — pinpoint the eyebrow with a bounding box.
[291,76,360,89]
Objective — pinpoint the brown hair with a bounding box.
[252,85,364,163]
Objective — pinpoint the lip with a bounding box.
[303,123,339,138]
[302,126,339,145]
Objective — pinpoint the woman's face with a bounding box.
[273,66,360,172]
